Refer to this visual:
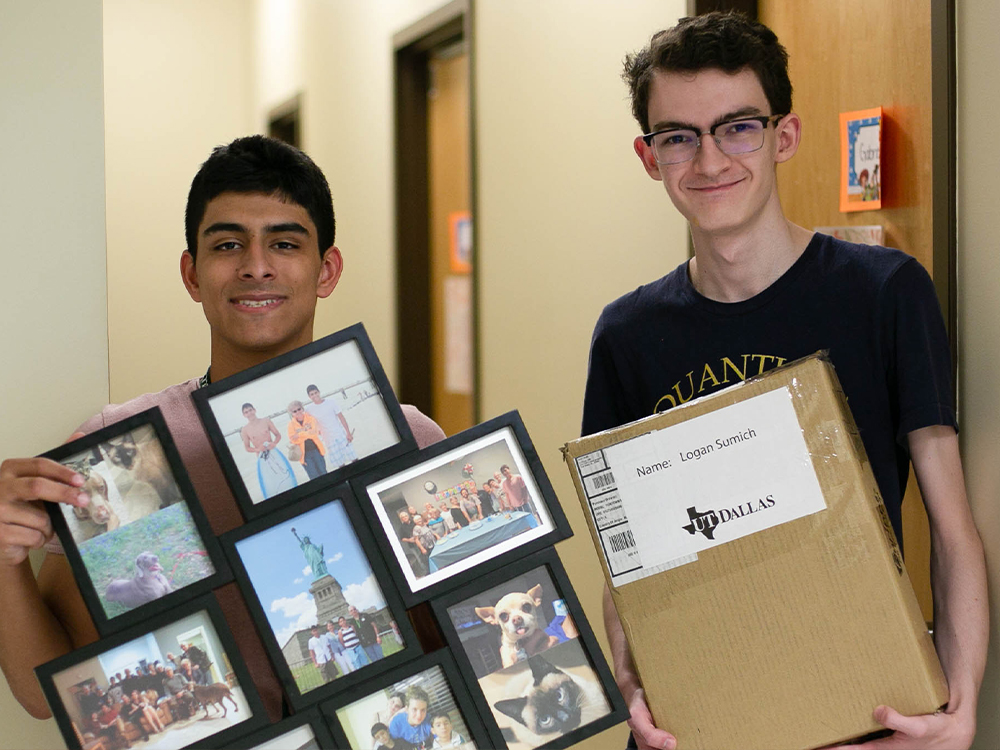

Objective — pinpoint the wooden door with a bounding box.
[428,46,475,436]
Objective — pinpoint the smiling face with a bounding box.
[181,191,343,376]
[407,698,428,727]
[634,67,799,240]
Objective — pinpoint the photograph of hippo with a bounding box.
[56,423,215,618]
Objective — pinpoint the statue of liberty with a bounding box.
[292,527,330,580]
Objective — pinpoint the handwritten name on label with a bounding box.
[603,387,826,575]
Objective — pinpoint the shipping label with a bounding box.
[577,387,826,587]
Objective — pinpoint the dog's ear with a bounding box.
[528,584,544,606]
[475,606,498,625]
[135,556,146,578]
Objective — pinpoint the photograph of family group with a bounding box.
[229,499,404,698]
[41,607,259,750]
[364,424,558,596]
[328,661,479,750]
[50,418,217,624]
[197,334,404,508]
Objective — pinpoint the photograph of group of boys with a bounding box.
[46,609,254,750]
[232,500,403,696]
[332,664,478,749]
[202,337,401,505]
[436,560,616,750]
[366,426,553,592]
[53,421,215,620]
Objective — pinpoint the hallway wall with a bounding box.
[956,2,1000,745]
[0,2,108,747]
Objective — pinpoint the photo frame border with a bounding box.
[35,592,268,750]
[352,410,573,607]
[223,706,336,750]
[41,406,232,637]
[319,649,492,750]
[428,547,628,750]
[219,482,420,712]
[192,323,417,520]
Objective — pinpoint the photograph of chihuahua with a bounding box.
[448,566,578,679]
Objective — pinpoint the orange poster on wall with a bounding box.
[839,107,882,212]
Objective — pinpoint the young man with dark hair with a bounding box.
[584,13,987,750]
[0,135,445,723]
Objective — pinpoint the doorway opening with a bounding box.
[393,0,477,437]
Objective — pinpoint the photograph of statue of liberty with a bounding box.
[221,489,415,708]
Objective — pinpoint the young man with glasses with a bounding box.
[583,13,987,750]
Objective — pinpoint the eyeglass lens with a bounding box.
[651,119,767,165]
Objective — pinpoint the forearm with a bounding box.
[603,583,641,697]
[930,522,988,717]
[0,559,74,718]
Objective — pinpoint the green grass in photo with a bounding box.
[295,632,404,693]
[78,503,215,618]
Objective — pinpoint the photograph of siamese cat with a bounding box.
[56,424,214,618]
[446,566,611,749]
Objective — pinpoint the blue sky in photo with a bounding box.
[235,500,387,647]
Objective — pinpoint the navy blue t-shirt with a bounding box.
[582,233,955,546]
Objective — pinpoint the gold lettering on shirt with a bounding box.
[653,354,788,414]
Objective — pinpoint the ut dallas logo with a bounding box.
[682,506,720,540]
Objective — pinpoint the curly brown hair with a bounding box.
[623,12,792,134]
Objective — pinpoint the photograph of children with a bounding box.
[54,423,215,619]
[445,566,612,750]
[333,664,478,749]
[365,427,553,593]
[203,337,401,505]
[45,608,256,750]
[232,500,403,696]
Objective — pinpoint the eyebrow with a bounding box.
[650,106,767,133]
[201,221,311,237]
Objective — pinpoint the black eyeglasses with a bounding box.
[642,114,787,165]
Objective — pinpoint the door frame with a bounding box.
[393,0,479,423]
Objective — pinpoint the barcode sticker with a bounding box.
[576,450,644,580]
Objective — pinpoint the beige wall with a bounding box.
[0,1,108,747]
[103,0,255,403]
[957,2,1000,746]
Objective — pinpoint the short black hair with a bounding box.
[242,402,254,411]
[371,723,388,737]
[623,12,792,134]
[185,135,335,260]
[306,384,319,393]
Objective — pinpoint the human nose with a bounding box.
[237,239,276,279]
[691,132,732,175]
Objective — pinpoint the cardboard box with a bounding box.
[562,354,947,750]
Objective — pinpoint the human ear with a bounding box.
[773,113,802,164]
[180,251,201,302]
[316,246,344,299]
[634,135,664,181]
